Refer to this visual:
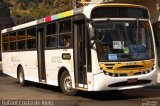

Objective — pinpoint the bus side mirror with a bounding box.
[89,27,95,40]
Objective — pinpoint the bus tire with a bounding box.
[18,67,27,86]
[60,71,77,96]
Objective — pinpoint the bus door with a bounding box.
[73,19,88,89]
[37,27,46,82]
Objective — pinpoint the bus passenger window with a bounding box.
[10,32,17,51]
[18,30,26,50]
[58,19,72,48]
[18,41,26,50]
[3,43,9,51]
[59,19,71,33]
[46,23,57,48]
[65,36,71,47]
[2,34,9,51]
[27,28,36,49]
[46,23,56,35]
[59,35,65,47]
[27,39,36,49]
[10,42,16,50]
[46,36,57,48]
[59,34,71,47]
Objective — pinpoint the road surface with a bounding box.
[0,71,160,106]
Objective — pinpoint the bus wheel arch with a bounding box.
[58,67,77,96]
[17,64,22,79]
[58,67,66,86]
[17,64,27,86]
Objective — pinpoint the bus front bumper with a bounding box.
[92,68,157,91]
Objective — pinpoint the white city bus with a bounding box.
[1,3,158,95]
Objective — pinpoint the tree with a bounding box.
[3,0,74,24]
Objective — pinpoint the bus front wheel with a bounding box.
[18,67,27,86]
[60,71,77,96]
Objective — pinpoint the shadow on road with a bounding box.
[76,83,160,101]
[17,79,160,101]
[146,83,160,89]
[77,91,139,101]
[76,89,159,101]
[0,70,3,77]
[2,73,160,101]
[16,81,62,93]
[0,70,8,77]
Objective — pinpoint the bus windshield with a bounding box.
[94,20,154,62]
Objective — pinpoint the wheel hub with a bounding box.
[64,76,72,91]
[19,72,23,83]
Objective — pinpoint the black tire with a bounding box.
[60,71,77,96]
[18,67,27,86]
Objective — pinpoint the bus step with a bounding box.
[39,80,46,84]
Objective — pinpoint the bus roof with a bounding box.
[1,3,148,34]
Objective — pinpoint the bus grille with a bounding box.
[108,80,152,87]
[100,63,154,77]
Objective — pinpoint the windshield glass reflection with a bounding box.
[95,21,154,62]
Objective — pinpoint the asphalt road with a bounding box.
[0,71,160,106]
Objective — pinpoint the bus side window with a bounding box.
[9,32,17,51]
[27,28,36,49]
[10,42,16,50]
[46,36,57,48]
[46,22,57,48]
[65,35,71,47]
[2,34,9,51]
[3,43,9,51]
[58,19,72,47]
[18,30,26,50]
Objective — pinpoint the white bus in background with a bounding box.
[1,3,158,96]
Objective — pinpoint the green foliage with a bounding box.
[3,0,74,24]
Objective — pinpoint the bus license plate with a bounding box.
[127,78,138,83]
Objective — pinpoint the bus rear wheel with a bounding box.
[60,71,77,96]
[18,67,27,86]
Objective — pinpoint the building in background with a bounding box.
[0,1,14,60]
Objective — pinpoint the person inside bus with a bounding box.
[98,30,113,52]
[65,35,71,47]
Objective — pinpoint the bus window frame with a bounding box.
[9,31,17,51]
[26,27,37,50]
[91,6,149,19]
[2,33,9,52]
[17,30,26,51]
[45,21,58,49]
[58,18,73,49]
